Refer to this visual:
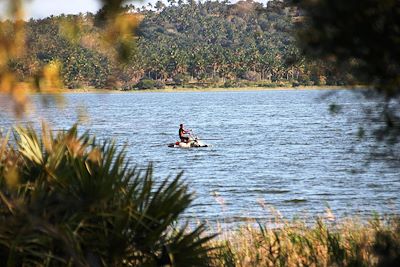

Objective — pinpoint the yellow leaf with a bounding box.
[4,165,19,190]
[40,61,63,92]
[0,72,15,93]
[41,122,53,153]
[88,148,101,164]
[0,129,11,159]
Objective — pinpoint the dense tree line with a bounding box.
[8,0,349,89]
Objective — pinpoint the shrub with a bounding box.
[0,125,214,266]
[173,73,190,85]
[135,79,165,90]
[154,80,165,89]
[298,74,314,86]
[223,80,245,88]
[209,76,221,84]
[242,71,261,82]
[292,81,300,87]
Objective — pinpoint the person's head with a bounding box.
[180,124,183,128]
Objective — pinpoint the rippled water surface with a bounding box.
[1,90,399,224]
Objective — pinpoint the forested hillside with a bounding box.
[8,0,348,89]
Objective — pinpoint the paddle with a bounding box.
[196,138,223,140]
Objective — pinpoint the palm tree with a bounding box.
[155,1,166,12]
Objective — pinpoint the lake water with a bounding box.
[1,89,399,225]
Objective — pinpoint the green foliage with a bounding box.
[173,73,190,85]
[8,15,113,89]
[223,80,241,88]
[241,71,261,82]
[7,0,350,89]
[135,79,165,89]
[0,125,214,266]
[138,0,293,82]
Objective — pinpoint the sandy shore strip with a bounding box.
[58,85,360,94]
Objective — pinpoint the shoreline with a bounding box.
[59,85,359,94]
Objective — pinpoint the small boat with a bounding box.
[168,132,210,148]
[168,140,209,148]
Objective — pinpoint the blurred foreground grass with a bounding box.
[210,217,400,266]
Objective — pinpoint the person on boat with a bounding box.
[179,124,190,143]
